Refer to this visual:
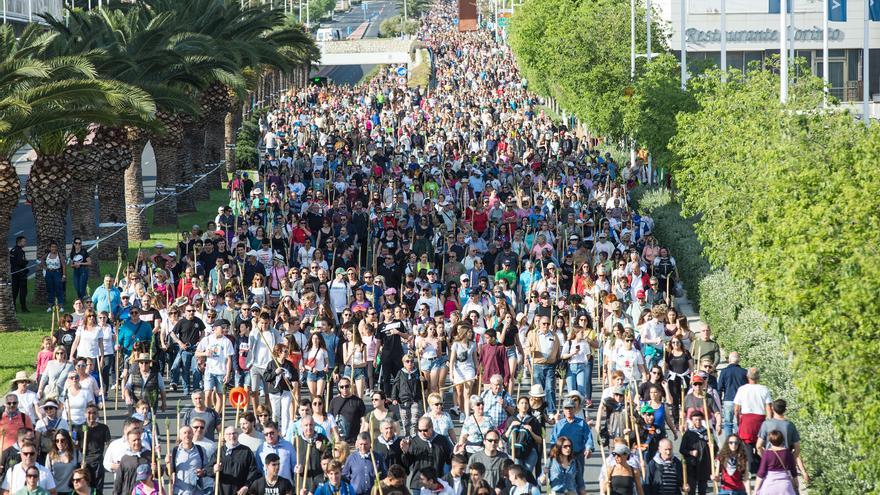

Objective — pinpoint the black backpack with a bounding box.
[507,416,535,460]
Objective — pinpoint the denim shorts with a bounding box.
[342,366,367,380]
[420,354,448,372]
[505,346,518,360]
[306,370,327,382]
[205,373,225,391]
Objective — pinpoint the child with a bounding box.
[133,400,154,449]
[36,336,54,383]
[132,463,164,495]
[191,356,207,392]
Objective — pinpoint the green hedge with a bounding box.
[632,188,709,306]
[633,186,873,494]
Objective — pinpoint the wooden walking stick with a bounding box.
[214,393,226,495]
[301,440,312,494]
[369,448,384,495]
[97,357,108,425]
[50,304,56,336]
[80,424,88,468]
[629,392,646,481]
[153,420,165,493]
[166,417,173,495]
[703,395,719,495]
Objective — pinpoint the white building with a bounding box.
[657,0,880,103]
[1,0,63,26]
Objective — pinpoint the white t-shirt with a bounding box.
[328,280,350,313]
[76,327,104,358]
[13,390,39,424]
[197,334,234,376]
[0,463,56,493]
[612,347,645,382]
[733,383,772,415]
[66,389,95,425]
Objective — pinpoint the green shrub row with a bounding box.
[634,187,874,495]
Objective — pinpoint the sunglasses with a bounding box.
[21,452,35,457]
[192,426,205,430]
[72,478,85,483]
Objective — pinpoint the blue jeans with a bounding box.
[73,267,89,301]
[566,361,592,403]
[722,400,736,439]
[533,363,557,413]
[45,270,64,307]
[171,348,195,393]
[513,449,539,479]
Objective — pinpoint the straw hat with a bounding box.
[11,371,32,385]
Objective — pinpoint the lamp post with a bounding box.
[680,0,686,90]
[780,0,788,103]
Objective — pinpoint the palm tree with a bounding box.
[142,0,318,199]
[0,24,152,327]
[44,7,202,239]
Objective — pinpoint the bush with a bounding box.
[633,186,875,494]
[235,115,262,169]
[379,15,418,38]
[632,187,709,306]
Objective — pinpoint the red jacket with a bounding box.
[479,342,511,384]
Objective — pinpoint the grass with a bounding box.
[536,104,563,123]
[0,331,49,387]
[408,49,431,89]
[358,64,385,85]
[16,174,244,332]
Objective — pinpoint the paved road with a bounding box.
[96,360,610,494]
[8,144,157,251]
[315,0,399,85]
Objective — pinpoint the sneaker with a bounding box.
[59,307,65,313]
[46,307,52,313]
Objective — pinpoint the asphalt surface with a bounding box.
[314,0,399,85]
[8,144,157,253]
[99,363,608,494]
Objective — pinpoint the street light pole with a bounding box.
[680,0,686,90]
[780,0,788,103]
[720,0,727,80]
[864,0,870,122]
[630,0,636,168]
[822,0,828,107]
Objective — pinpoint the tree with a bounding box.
[669,62,880,490]
[508,0,667,142]
[623,53,696,170]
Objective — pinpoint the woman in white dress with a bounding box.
[69,310,104,370]
[449,324,478,418]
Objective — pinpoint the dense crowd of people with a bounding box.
[5,1,808,495]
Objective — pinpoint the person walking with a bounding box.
[10,236,29,313]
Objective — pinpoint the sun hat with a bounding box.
[528,384,545,398]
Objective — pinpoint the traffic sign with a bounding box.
[396,66,408,77]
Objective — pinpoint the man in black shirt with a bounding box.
[328,377,366,443]
[169,305,207,395]
[83,404,112,490]
[248,453,294,495]
[9,235,28,312]
[377,306,407,396]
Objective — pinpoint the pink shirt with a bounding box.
[36,350,53,381]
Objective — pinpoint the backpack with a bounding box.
[507,416,535,460]
[171,444,207,487]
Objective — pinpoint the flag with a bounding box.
[829,0,846,21]
[769,0,793,14]
[870,0,880,21]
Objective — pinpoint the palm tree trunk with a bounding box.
[177,128,196,213]
[152,143,179,226]
[97,171,129,260]
[0,159,21,331]
[205,118,225,188]
[225,111,237,175]
[69,179,96,242]
[26,154,74,306]
[125,139,149,242]
[190,123,209,202]
[69,179,101,280]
